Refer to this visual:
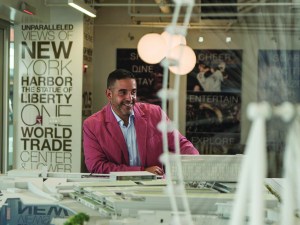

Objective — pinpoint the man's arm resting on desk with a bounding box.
[145,166,164,175]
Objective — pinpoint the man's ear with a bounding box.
[106,89,112,100]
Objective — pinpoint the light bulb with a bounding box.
[137,33,167,64]
[168,45,196,75]
[161,31,186,51]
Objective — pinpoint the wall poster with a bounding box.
[14,14,83,172]
[116,48,164,106]
[186,49,243,155]
[258,50,300,176]
[82,15,94,119]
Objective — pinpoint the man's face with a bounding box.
[218,62,226,72]
[199,64,206,72]
[106,78,137,120]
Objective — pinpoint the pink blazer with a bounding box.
[83,102,199,174]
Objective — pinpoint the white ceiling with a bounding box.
[90,0,300,32]
[0,0,299,32]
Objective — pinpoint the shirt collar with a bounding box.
[111,106,135,125]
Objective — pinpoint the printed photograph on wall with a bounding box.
[187,49,242,93]
[117,48,165,106]
[258,50,300,104]
[258,50,300,176]
[186,49,243,155]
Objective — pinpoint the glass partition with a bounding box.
[0,19,11,173]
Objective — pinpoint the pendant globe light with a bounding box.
[137,33,167,64]
[168,45,196,75]
[161,31,186,50]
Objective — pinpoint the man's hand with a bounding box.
[145,166,164,175]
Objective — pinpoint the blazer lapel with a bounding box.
[134,105,148,167]
[105,105,129,164]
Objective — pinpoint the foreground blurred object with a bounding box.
[230,102,300,225]
[230,102,271,225]
[279,104,300,225]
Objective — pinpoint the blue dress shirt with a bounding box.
[111,108,141,166]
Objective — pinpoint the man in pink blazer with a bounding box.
[83,69,199,175]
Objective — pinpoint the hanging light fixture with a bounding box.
[68,0,96,17]
[168,45,196,75]
[137,31,196,75]
[137,33,167,64]
[45,0,96,17]
[161,31,187,50]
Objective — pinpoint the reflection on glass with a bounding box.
[8,28,14,170]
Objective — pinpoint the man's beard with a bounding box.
[117,100,135,115]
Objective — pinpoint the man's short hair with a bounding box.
[198,60,210,68]
[107,69,135,88]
